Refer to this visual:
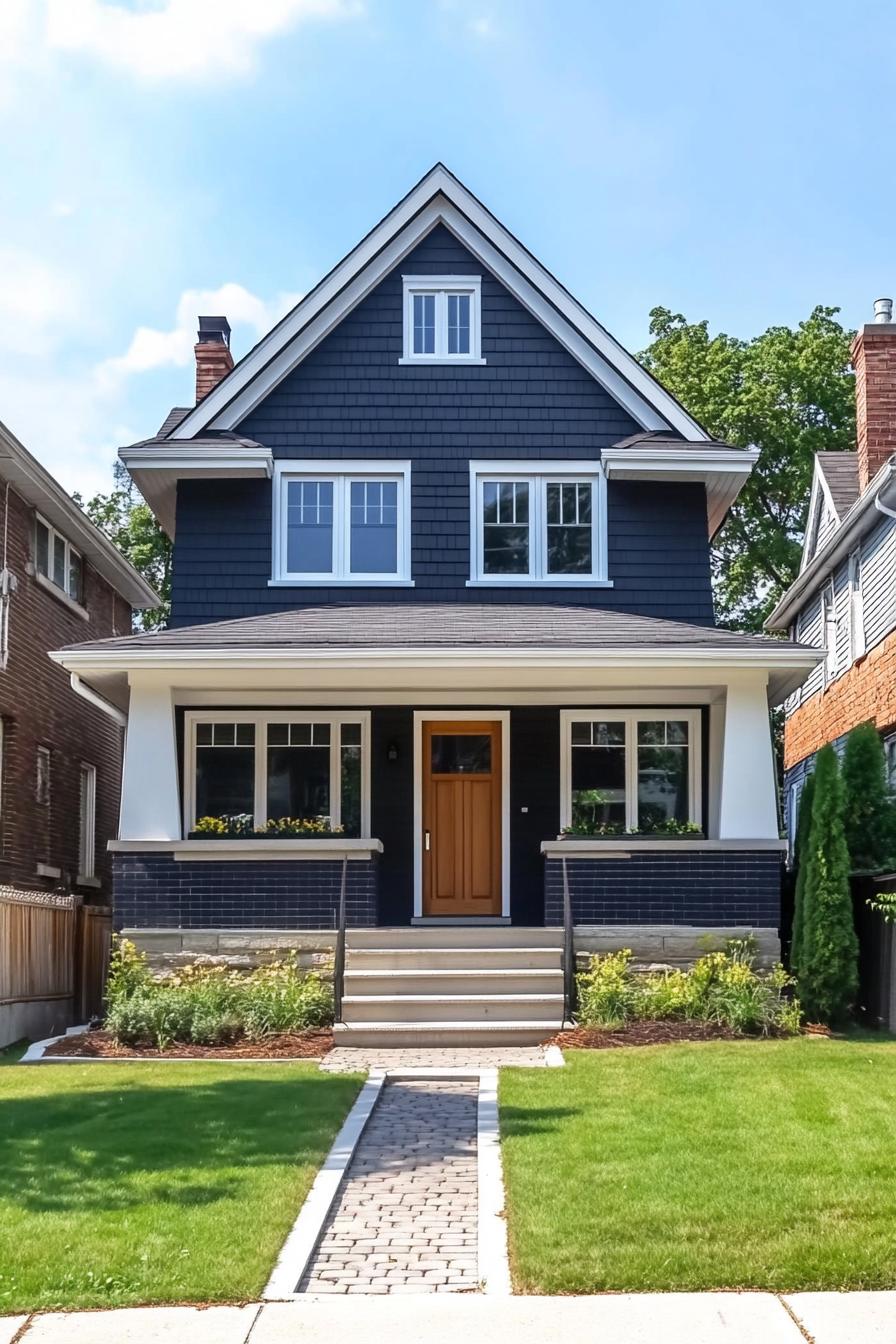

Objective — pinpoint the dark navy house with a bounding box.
[54,167,819,1042]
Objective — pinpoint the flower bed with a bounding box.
[43,1028,334,1059]
[104,938,334,1051]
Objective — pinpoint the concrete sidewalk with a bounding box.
[4,1292,895,1343]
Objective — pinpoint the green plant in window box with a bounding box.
[189,814,346,839]
[560,818,702,839]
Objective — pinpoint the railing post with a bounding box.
[562,855,577,1025]
[333,856,348,1023]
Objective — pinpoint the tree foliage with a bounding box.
[788,770,815,977]
[639,305,856,630]
[76,462,171,630]
[841,722,896,873]
[798,745,858,1024]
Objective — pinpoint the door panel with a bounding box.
[422,721,502,916]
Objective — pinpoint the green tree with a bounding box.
[798,744,859,1024]
[76,462,171,630]
[841,722,896,873]
[788,771,815,976]
[639,306,856,630]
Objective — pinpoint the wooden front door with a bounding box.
[422,720,502,917]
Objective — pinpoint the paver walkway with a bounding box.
[320,1045,555,1072]
[300,1078,479,1294]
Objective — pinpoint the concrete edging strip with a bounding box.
[477,1067,512,1295]
[263,1069,387,1300]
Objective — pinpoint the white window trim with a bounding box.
[559,708,702,832]
[35,511,83,605]
[848,548,866,664]
[78,762,97,883]
[399,275,485,364]
[467,460,610,586]
[271,460,412,585]
[183,710,372,837]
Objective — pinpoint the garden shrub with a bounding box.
[104,937,334,1049]
[576,942,801,1036]
[841,722,896,873]
[789,771,815,977]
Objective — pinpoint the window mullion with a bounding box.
[330,720,341,829]
[338,477,349,579]
[256,720,267,827]
[436,291,446,357]
[626,715,636,831]
[532,477,542,579]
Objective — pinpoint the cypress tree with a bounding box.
[841,722,896,872]
[789,771,815,976]
[799,744,859,1024]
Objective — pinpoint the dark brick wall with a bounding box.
[113,852,378,929]
[544,850,782,927]
[170,226,714,627]
[0,481,132,897]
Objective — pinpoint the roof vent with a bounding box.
[873,297,893,324]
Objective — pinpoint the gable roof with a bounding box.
[0,419,159,609]
[799,451,861,572]
[166,164,712,444]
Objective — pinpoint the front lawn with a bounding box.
[0,1062,361,1313]
[500,1037,896,1293]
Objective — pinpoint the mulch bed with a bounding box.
[42,1028,334,1059]
[548,1021,743,1050]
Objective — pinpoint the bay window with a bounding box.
[186,713,370,835]
[470,463,608,584]
[561,710,701,834]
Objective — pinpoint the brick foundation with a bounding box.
[112,852,379,930]
[784,626,896,770]
[544,849,781,928]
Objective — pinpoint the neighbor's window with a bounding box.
[471,465,607,583]
[188,716,368,835]
[78,763,97,880]
[562,710,700,834]
[34,513,83,603]
[36,746,51,807]
[274,463,410,583]
[401,276,483,362]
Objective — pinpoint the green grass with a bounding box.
[500,1037,896,1294]
[0,1062,362,1313]
[0,1040,28,1064]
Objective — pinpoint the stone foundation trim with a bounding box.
[109,839,383,862]
[571,923,781,967]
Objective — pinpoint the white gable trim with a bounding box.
[170,166,709,443]
[800,459,837,572]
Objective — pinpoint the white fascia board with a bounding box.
[799,469,825,572]
[168,166,709,443]
[120,444,273,472]
[602,446,758,536]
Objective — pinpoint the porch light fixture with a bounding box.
[387,740,400,762]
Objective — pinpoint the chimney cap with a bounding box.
[873,297,893,325]
[197,315,231,346]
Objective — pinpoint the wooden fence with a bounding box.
[0,888,112,1045]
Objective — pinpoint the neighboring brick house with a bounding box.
[768,299,896,842]
[0,419,159,897]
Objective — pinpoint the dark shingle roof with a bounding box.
[61,604,811,656]
[816,452,860,519]
[157,406,191,437]
[610,431,747,452]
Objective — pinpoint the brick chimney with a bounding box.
[852,298,896,494]
[194,315,233,403]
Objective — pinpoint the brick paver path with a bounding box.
[320,1044,552,1072]
[300,1078,479,1294]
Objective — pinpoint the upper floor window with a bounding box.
[272,462,411,585]
[34,513,83,604]
[469,462,608,584]
[400,276,484,363]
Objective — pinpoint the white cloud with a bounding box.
[97,282,302,388]
[0,249,82,355]
[45,0,362,82]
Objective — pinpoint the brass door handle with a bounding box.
[424,830,431,851]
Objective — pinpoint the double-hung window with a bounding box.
[561,710,701,834]
[78,764,97,882]
[34,513,83,604]
[822,581,839,682]
[273,462,411,584]
[401,276,483,363]
[186,713,369,836]
[848,549,865,663]
[470,463,607,584]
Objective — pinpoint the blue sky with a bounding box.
[1,0,894,495]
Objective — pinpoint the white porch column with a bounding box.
[119,678,181,840]
[718,672,779,840]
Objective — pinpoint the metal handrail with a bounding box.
[561,855,577,1025]
[333,856,348,1023]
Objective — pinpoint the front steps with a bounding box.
[335,925,565,1047]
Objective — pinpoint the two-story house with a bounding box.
[768,300,896,843]
[51,167,819,1044]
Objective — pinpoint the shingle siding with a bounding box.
[169,225,714,627]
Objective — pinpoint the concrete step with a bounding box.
[341,992,565,1023]
[333,1020,563,1048]
[347,926,562,950]
[343,968,563,997]
[345,946,562,972]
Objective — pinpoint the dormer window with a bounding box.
[34,513,83,604]
[400,276,484,364]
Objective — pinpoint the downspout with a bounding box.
[0,481,13,672]
[69,672,128,729]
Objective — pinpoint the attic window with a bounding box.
[400,276,484,364]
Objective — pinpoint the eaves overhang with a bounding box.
[118,440,273,539]
[601,445,759,538]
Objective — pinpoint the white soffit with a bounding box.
[168,166,710,443]
[600,446,759,536]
